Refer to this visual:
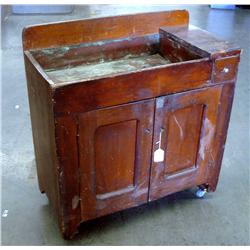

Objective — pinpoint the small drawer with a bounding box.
[213,55,240,83]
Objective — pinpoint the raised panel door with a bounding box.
[149,86,222,201]
[79,100,154,220]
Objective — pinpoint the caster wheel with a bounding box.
[195,187,207,198]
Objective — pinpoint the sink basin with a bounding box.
[30,31,203,84]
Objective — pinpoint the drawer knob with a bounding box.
[223,67,229,73]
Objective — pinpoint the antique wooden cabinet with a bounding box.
[22,10,241,239]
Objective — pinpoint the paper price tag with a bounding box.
[154,148,165,162]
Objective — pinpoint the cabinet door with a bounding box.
[149,86,222,201]
[79,100,154,221]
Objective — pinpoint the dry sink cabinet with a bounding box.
[22,10,241,239]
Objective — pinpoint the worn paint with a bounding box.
[46,53,171,82]
[156,98,165,109]
[31,33,159,59]
[39,46,70,56]
[72,195,80,210]
[173,114,184,140]
[96,185,134,200]
[199,118,215,160]
[132,187,148,198]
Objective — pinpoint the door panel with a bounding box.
[149,86,222,201]
[79,100,154,221]
[95,120,137,197]
[165,104,204,175]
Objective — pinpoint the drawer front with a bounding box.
[213,55,240,83]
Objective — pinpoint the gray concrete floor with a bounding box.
[1,5,250,246]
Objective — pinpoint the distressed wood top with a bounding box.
[22,10,189,50]
[160,25,241,58]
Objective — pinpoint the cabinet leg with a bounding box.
[61,221,81,240]
[37,178,46,194]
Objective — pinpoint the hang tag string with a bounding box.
[156,128,164,149]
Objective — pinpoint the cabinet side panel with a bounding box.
[208,52,240,191]
[54,116,81,239]
[208,82,235,191]
[24,54,60,219]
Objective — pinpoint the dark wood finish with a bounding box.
[24,52,61,230]
[159,25,241,59]
[22,10,241,239]
[149,86,222,201]
[164,105,203,174]
[52,59,212,116]
[78,100,154,221]
[22,10,189,50]
[54,116,81,239]
[31,34,160,70]
[160,28,203,62]
[207,82,236,191]
[213,55,240,83]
